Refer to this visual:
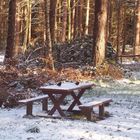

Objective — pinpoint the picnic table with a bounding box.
[40,82,94,117]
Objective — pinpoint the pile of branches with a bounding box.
[53,35,116,68]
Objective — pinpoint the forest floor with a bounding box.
[0,52,140,140]
[0,60,140,140]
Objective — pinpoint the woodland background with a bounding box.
[0,0,140,66]
[0,0,140,107]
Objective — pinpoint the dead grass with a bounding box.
[0,61,124,107]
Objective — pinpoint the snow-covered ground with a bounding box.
[0,79,140,140]
[0,55,140,140]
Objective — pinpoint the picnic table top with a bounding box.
[40,82,95,92]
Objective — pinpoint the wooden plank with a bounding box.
[18,95,48,103]
[79,98,112,108]
[40,82,95,92]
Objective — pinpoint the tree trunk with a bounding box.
[116,0,121,61]
[44,0,55,70]
[71,0,75,39]
[50,0,57,44]
[122,3,127,54]
[5,0,16,59]
[93,0,108,66]
[14,3,20,56]
[134,0,140,55]
[108,0,112,40]
[22,6,28,53]
[85,0,90,35]
[67,0,71,40]
[61,0,67,42]
[74,3,78,38]
[23,0,32,53]
[77,0,83,36]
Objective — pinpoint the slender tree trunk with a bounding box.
[134,0,140,55]
[71,0,75,39]
[93,0,108,66]
[5,0,16,59]
[67,0,71,40]
[56,0,61,42]
[22,6,28,53]
[23,0,31,53]
[74,3,78,38]
[116,0,121,61]
[50,0,57,44]
[44,0,55,70]
[28,0,31,44]
[14,3,20,56]
[77,0,83,36]
[122,4,127,54]
[108,0,112,40]
[0,0,2,48]
[61,0,67,42]
[40,0,46,42]
[85,0,90,35]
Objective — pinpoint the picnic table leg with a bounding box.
[99,104,104,118]
[81,107,92,121]
[42,98,48,111]
[48,94,66,117]
[26,102,33,116]
[67,89,85,112]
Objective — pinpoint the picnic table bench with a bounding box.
[18,95,48,116]
[79,98,112,121]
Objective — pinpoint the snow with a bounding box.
[0,79,140,140]
[40,82,94,91]
[0,58,140,140]
[0,53,4,63]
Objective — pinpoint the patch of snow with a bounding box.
[40,82,94,90]
[0,79,140,140]
[0,54,4,63]
[0,60,140,140]
[121,61,137,65]
[130,72,140,80]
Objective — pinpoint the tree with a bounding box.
[116,0,121,60]
[61,0,67,42]
[5,0,16,60]
[50,0,57,44]
[85,0,90,35]
[44,0,55,70]
[23,0,32,53]
[93,0,108,66]
[14,2,20,56]
[134,0,140,55]
[77,0,83,36]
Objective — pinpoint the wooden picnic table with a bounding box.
[40,82,94,117]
